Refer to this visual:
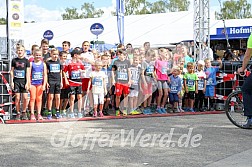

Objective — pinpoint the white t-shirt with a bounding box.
[81,52,94,78]
[90,71,106,94]
[196,70,206,90]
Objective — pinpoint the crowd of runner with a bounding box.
[10,38,222,120]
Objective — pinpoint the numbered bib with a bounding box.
[50,64,60,73]
[161,67,167,74]
[171,86,177,92]
[198,80,204,89]
[32,72,43,80]
[146,66,154,75]
[187,80,194,87]
[117,72,128,81]
[92,77,102,87]
[14,70,25,78]
[207,78,213,85]
[71,70,81,79]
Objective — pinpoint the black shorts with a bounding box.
[13,82,27,93]
[69,86,82,95]
[48,81,61,94]
[60,88,70,99]
[104,90,111,99]
[184,91,195,100]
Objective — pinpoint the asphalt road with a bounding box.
[0,113,251,167]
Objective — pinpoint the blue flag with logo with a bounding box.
[116,0,124,44]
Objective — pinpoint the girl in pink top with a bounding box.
[155,48,171,114]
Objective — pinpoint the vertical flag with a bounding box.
[116,0,124,44]
[7,0,24,39]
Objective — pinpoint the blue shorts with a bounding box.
[169,93,179,103]
[205,85,215,97]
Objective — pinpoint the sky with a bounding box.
[0,0,249,22]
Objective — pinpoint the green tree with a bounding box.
[81,2,104,18]
[113,0,190,16]
[61,7,84,20]
[124,0,144,15]
[167,0,190,12]
[61,3,104,20]
[0,18,6,25]
[150,0,168,13]
[215,0,252,19]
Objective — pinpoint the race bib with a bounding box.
[161,67,167,74]
[198,80,204,89]
[146,66,154,75]
[207,78,213,85]
[92,77,102,87]
[32,72,43,80]
[71,70,81,79]
[187,79,194,87]
[117,72,128,81]
[14,70,25,78]
[171,86,177,92]
[50,64,60,73]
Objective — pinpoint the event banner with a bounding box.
[7,0,24,39]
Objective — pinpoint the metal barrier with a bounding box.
[214,61,250,110]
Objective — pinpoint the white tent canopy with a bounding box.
[0,11,251,49]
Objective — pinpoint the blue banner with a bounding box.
[217,26,252,35]
[116,0,124,44]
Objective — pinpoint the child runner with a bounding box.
[204,58,222,111]
[46,48,63,119]
[183,62,198,112]
[87,60,107,117]
[168,66,182,113]
[59,51,70,117]
[28,44,40,62]
[64,49,85,118]
[155,48,170,114]
[101,54,112,116]
[62,41,71,61]
[141,49,156,114]
[29,49,47,120]
[128,55,141,115]
[112,50,131,116]
[195,60,207,112]
[10,44,30,120]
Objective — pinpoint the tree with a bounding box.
[150,1,168,14]
[61,7,84,20]
[61,3,104,20]
[81,2,104,18]
[167,0,190,12]
[113,0,190,16]
[215,0,252,20]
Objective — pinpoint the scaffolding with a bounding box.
[193,0,210,61]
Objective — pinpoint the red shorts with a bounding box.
[115,83,129,96]
[82,78,92,91]
[141,83,152,95]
